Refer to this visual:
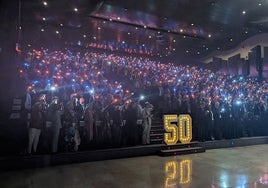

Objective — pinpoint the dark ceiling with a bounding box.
[1,0,268,62]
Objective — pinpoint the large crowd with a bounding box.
[18,48,268,154]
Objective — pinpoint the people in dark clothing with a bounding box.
[123,101,138,146]
[47,96,64,153]
[108,105,123,147]
[27,94,47,154]
[84,103,94,145]
[142,102,154,145]
[212,101,222,140]
[63,94,78,152]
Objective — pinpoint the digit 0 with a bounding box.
[178,114,192,144]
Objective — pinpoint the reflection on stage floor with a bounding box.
[1,144,268,188]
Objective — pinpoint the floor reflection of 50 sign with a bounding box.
[165,159,192,187]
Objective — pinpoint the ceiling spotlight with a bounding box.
[41,28,44,32]
[230,38,233,41]
[173,39,176,42]
[83,34,87,38]
[60,23,63,27]
[74,8,78,12]
[258,3,262,6]
[186,50,189,53]
[191,23,194,26]
[128,32,131,35]
[117,17,120,20]
[180,29,183,32]
[42,17,46,21]
[109,18,113,21]
[43,1,47,6]
[242,10,246,15]
[208,34,212,38]
[55,31,59,34]
[149,35,152,38]
[144,26,147,28]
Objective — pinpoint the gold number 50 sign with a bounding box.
[163,114,192,145]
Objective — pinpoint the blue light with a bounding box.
[23,62,30,68]
[236,100,242,105]
[50,86,56,91]
[140,95,145,100]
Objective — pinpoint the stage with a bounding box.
[1,136,268,172]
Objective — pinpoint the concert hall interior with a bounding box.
[1,0,268,188]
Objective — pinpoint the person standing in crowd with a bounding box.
[124,100,138,146]
[108,104,123,147]
[212,101,222,140]
[204,102,215,141]
[232,97,245,138]
[142,102,154,145]
[24,88,32,128]
[196,100,207,141]
[47,96,63,153]
[84,103,94,146]
[74,97,85,149]
[136,100,143,145]
[63,94,78,152]
[27,94,46,154]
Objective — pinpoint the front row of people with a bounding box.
[27,93,154,154]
